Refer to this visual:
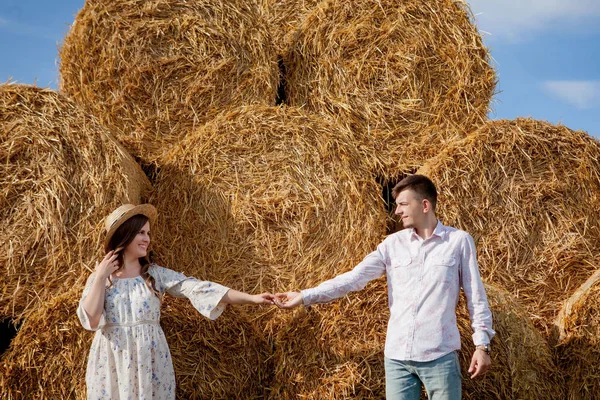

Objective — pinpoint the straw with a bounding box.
[283,0,496,177]
[554,259,600,400]
[59,0,280,162]
[150,105,387,303]
[0,287,273,399]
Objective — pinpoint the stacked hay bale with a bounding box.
[7,0,589,397]
[0,84,151,320]
[0,287,273,399]
[270,283,563,399]
[150,105,387,296]
[419,118,600,336]
[59,0,280,161]
[283,0,496,176]
[269,280,389,399]
[554,266,600,400]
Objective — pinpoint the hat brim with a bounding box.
[104,204,157,248]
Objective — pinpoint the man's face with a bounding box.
[394,189,425,229]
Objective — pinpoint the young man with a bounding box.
[275,175,494,400]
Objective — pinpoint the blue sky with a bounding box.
[1,0,598,138]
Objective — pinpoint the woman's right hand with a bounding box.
[95,250,120,279]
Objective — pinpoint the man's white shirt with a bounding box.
[301,221,495,362]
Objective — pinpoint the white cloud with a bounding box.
[542,81,600,110]
[466,0,600,40]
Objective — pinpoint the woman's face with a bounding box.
[124,221,151,259]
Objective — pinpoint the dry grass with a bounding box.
[0,83,151,321]
[59,0,280,161]
[258,0,319,54]
[0,286,273,399]
[150,104,387,303]
[554,261,600,400]
[418,118,600,337]
[270,282,563,399]
[283,0,496,176]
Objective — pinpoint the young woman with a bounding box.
[78,204,274,399]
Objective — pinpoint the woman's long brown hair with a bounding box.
[105,214,160,299]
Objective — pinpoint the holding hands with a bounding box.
[227,290,304,308]
[220,290,304,308]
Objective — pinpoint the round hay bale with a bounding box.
[270,283,564,399]
[59,0,280,161]
[283,0,496,176]
[150,105,387,298]
[0,84,151,320]
[418,118,600,336]
[554,265,600,400]
[0,287,273,399]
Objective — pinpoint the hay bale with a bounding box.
[269,281,389,399]
[0,287,89,400]
[458,284,564,400]
[150,105,387,297]
[270,283,563,399]
[258,0,319,54]
[554,265,600,400]
[161,298,273,399]
[59,0,280,161]
[283,0,496,176]
[0,287,272,399]
[0,84,151,320]
[418,118,600,336]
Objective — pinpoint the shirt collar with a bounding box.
[408,220,447,241]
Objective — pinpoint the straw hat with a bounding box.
[104,204,157,247]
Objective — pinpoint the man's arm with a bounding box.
[460,232,495,378]
[276,244,388,309]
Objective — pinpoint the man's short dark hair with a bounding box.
[392,175,437,210]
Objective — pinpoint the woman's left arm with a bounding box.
[149,265,274,320]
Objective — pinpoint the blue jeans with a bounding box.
[384,352,462,400]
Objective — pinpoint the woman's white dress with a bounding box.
[77,264,230,399]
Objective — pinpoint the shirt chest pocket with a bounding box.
[390,257,413,285]
[427,256,458,281]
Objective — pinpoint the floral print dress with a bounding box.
[77,264,230,399]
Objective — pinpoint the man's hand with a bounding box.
[468,349,491,379]
[274,292,303,309]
